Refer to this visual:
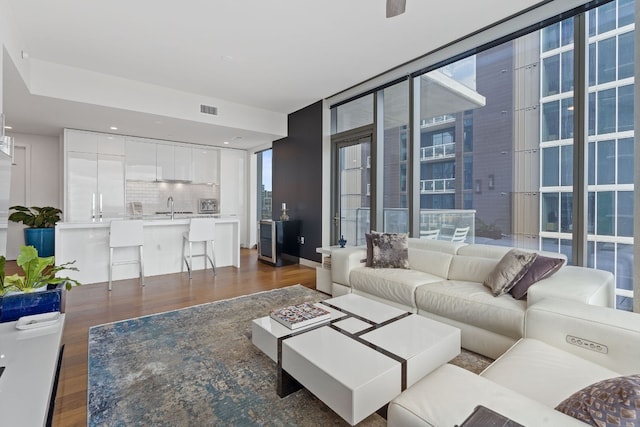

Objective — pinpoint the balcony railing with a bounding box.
[338,207,475,246]
[420,142,456,161]
[420,115,456,128]
[420,178,455,193]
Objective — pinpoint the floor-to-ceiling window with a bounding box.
[382,80,410,233]
[329,0,635,310]
[256,149,272,220]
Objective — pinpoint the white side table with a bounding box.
[315,246,340,294]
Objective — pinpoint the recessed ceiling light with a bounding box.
[4,125,12,130]
[223,141,230,145]
[110,126,118,130]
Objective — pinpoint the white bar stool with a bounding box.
[182,218,216,278]
[109,220,145,291]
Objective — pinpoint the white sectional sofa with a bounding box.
[330,238,614,358]
[387,298,640,426]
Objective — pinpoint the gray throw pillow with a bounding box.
[556,375,640,427]
[483,249,538,297]
[509,255,564,299]
[371,231,409,269]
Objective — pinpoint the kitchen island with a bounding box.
[55,216,240,284]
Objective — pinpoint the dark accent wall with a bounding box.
[272,100,323,263]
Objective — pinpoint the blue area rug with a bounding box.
[87,285,491,426]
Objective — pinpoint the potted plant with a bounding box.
[8,206,62,257]
[0,245,81,322]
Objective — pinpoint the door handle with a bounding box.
[99,193,103,219]
[91,193,96,220]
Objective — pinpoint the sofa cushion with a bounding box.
[409,248,453,278]
[415,280,526,339]
[387,364,586,427]
[481,338,619,408]
[458,244,568,263]
[371,231,409,269]
[447,255,499,283]
[555,375,640,427]
[457,243,511,259]
[351,267,442,309]
[483,249,538,296]
[408,237,465,254]
[509,255,565,299]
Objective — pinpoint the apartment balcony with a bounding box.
[420,178,455,193]
[420,142,456,161]
[419,114,456,128]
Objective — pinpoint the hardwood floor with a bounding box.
[48,249,317,427]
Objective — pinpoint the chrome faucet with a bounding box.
[167,196,175,220]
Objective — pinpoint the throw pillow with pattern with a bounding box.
[371,231,409,269]
[556,375,640,427]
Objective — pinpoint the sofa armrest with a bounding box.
[527,266,614,308]
[387,364,583,427]
[329,246,367,287]
[525,298,640,374]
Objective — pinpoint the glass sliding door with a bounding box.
[334,135,372,247]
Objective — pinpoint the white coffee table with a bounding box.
[252,294,461,425]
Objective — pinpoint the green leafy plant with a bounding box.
[8,206,62,228]
[2,246,81,295]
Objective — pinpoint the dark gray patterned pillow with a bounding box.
[371,232,409,269]
[509,255,564,299]
[483,249,538,297]
[556,375,640,427]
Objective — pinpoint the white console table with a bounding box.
[0,314,65,426]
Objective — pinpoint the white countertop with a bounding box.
[0,314,65,427]
[57,215,240,229]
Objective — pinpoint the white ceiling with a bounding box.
[3,0,546,149]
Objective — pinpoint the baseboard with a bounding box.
[299,258,320,268]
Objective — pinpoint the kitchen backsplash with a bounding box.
[126,181,219,215]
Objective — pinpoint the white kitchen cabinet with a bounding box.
[65,129,126,221]
[125,138,157,181]
[65,129,124,155]
[219,149,246,246]
[156,143,193,181]
[66,152,125,221]
[65,129,97,153]
[219,149,245,215]
[192,146,219,184]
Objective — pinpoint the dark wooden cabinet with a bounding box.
[258,220,300,266]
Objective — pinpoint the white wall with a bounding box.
[6,132,60,258]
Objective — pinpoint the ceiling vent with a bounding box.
[200,104,218,116]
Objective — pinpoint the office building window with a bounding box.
[463,156,473,190]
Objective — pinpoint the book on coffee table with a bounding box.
[270,302,331,329]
